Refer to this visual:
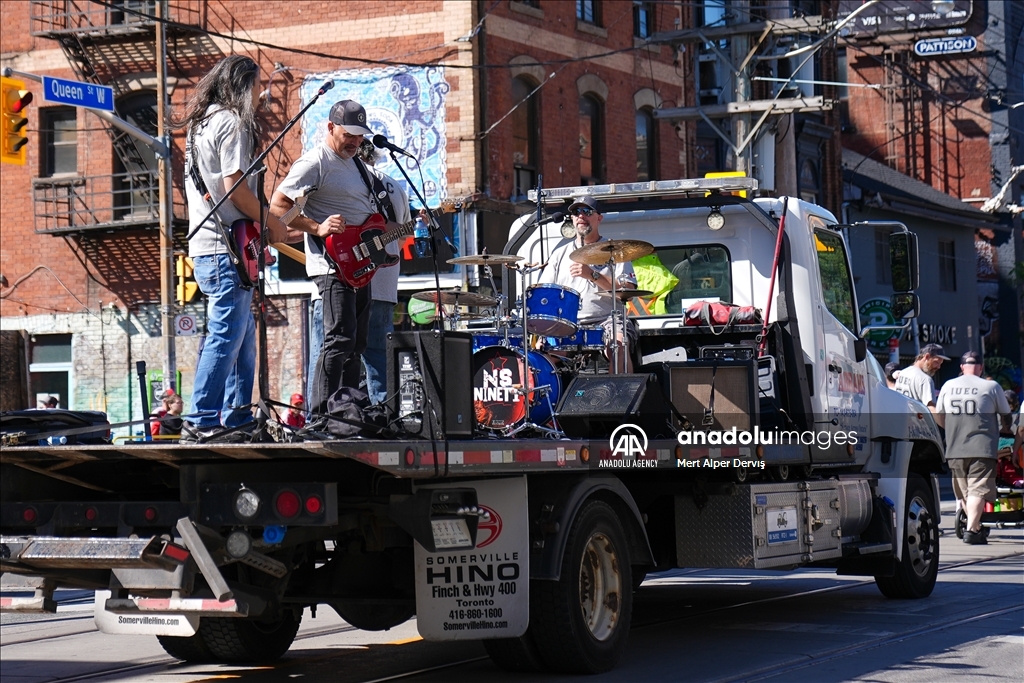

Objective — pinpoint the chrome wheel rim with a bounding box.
[578,531,622,641]
[906,494,936,578]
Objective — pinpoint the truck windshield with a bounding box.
[632,245,732,316]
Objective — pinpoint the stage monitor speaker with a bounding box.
[643,360,756,431]
[554,373,673,439]
[387,331,473,438]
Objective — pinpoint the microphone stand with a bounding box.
[186,80,336,441]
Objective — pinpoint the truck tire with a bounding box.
[197,609,301,662]
[330,601,414,631]
[482,628,546,672]
[156,632,215,663]
[530,500,632,674]
[874,474,939,599]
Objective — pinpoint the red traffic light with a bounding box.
[1,76,32,165]
[10,90,32,113]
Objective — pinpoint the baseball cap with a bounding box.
[884,362,900,380]
[960,351,981,365]
[921,343,950,360]
[568,196,601,214]
[328,100,372,136]
[290,393,305,405]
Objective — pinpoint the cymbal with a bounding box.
[447,254,523,266]
[570,239,654,266]
[594,289,655,301]
[442,312,493,321]
[412,289,498,307]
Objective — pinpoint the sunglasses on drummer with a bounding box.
[571,206,595,217]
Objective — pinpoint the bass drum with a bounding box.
[473,346,563,431]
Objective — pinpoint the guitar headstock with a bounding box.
[433,194,481,216]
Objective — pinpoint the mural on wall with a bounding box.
[975,232,1000,340]
[299,66,450,208]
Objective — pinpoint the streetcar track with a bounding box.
[12,551,1021,683]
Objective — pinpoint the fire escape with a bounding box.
[29,0,200,235]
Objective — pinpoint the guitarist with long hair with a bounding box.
[175,55,341,442]
[270,99,378,430]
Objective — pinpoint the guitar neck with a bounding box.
[272,242,306,265]
[378,215,426,248]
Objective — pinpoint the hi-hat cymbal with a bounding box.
[447,254,524,266]
[412,289,498,307]
[570,239,654,265]
[594,289,655,301]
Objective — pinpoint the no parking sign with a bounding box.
[174,314,197,336]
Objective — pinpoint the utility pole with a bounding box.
[731,0,751,174]
[156,0,176,392]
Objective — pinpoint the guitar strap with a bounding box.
[187,125,253,288]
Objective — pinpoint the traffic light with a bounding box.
[1,76,32,166]
[176,254,198,304]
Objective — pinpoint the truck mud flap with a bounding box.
[94,590,201,636]
[103,595,248,617]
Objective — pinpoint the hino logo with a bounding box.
[610,424,648,458]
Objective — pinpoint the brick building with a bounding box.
[0,1,686,424]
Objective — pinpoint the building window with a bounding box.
[579,94,603,185]
[577,0,598,24]
[874,227,891,285]
[515,0,540,7]
[41,107,78,177]
[798,159,819,204]
[636,108,656,182]
[938,240,956,291]
[512,76,539,199]
[29,333,72,409]
[633,1,653,38]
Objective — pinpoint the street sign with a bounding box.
[914,36,977,57]
[42,76,114,112]
[175,314,197,337]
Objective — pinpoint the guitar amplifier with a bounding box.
[643,360,757,431]
[387,331,473,438]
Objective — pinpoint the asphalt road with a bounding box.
[2,507,1021,683]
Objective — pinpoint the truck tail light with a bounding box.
[22,507,37,523]
[275,490,301,519]
[304,495,323,515]
[144,506,158,522]
[85,506,98,521]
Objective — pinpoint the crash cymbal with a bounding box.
[570,239,654,266]
[447,254,524,266]
[441,312,493,321]
[594,289,655,301]
[411,289,498,307]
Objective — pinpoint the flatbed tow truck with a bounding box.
[1,177,945,674]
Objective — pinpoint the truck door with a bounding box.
[812,229,869,462]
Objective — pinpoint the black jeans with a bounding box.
[311,275,370,415]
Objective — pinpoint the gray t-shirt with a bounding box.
[540,236,637,324]
[935,374,1011,459]
[894,364,936,406]
[185,107,256,257]
[368,168,411,304]
[274,143,376,277]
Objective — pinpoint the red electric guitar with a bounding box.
[229,218,277,288]
[324,198,464,289]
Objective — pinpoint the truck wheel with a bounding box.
[531,500,632,674]
[769,465,790,481]
[156,632,215,663]
[198,609,301,662]
[483,628,546,672]
[874,474,939,599]
[330,601,414,631]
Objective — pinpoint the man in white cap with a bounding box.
[271,99,379,429]
[935,351,1011,544]
[894,343,949,413]
[540,196,637,372]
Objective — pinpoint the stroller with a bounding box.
[954,437,1024,538]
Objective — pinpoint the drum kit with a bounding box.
[409,239,655,437]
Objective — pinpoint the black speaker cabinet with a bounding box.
[643,360,756,431]
[554,373,672,439]
[387,331,473,438]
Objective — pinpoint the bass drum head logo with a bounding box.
[475,505,502,547]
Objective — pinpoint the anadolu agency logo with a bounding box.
[598,424,658,468]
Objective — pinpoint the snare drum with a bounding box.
[525,284,580,337]
[472,346,563,431]
[554,326,605,352]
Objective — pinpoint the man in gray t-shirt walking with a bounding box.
[935,351,1011,545]
[894,343,948,413]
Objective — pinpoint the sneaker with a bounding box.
[962,530,988,545]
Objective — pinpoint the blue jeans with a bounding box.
[189,254,256,428]
[307,297,324,401]
[362,300,395,404]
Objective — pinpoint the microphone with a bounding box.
[538,211,565,225]
[318,80,335,95]
[372,134,415,159]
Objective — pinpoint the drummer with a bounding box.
[539,196,637,372]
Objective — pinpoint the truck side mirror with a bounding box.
[889,231,919,292]
[854,338,867,363]
[890,292,920,320]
